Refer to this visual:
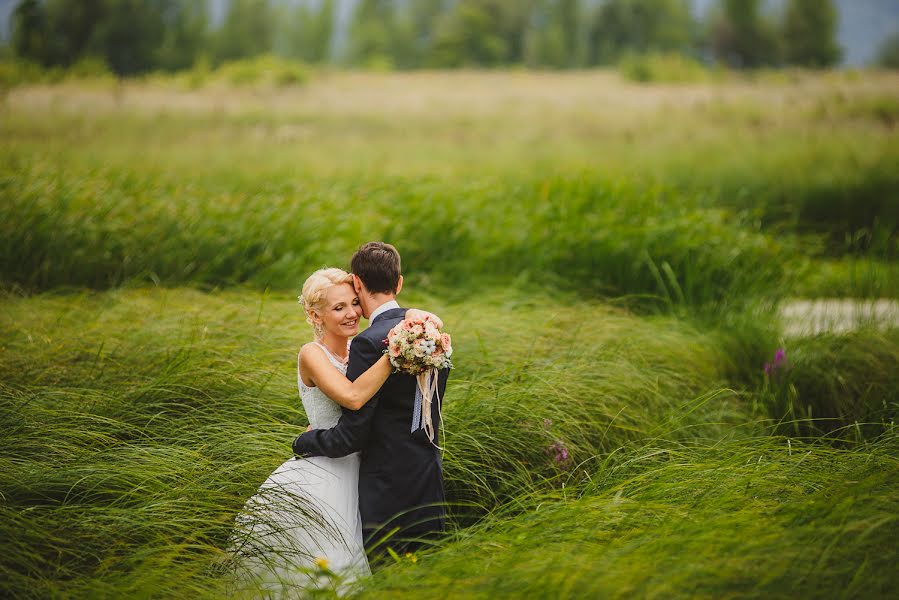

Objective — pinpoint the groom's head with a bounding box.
[350,242,403,318]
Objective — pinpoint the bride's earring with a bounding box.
[311,312,324,339]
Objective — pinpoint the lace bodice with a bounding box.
[298,342,348,430]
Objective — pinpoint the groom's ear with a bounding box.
[395,275,403,295]
[352,274,363,295]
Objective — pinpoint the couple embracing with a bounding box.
[236,242,450,590]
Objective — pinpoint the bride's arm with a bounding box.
[300,344,392,411]
[298,310,444,413]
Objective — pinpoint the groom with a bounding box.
[293,242,449,557]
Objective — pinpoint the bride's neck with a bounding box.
[319,332,349,360]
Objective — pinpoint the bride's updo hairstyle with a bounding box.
[299,268,354,339]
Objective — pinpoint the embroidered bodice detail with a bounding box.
[298,342,349,430]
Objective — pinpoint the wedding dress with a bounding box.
[232,343,370,595]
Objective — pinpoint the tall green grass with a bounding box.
[2,72,897,597]
[0,287,755,598]
[364,433,899,599]
[2,287,895,598]
[0,162,785,309]
[761,328,899,440]
[3,73,896,301]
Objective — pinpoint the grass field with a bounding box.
[1,69,897,598]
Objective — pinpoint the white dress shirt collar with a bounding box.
[369,300,401,323]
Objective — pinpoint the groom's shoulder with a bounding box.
[357,310,405,343]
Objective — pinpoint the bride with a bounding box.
[232,267,440,595]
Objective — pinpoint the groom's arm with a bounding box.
[292,333,383,458]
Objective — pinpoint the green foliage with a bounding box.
[348,0,403,69]
[761,329,899,440]
[10,0,205,76]
[213,54,308,87]
[619,52,711,83]
[524,0,584,69]
[1,71,897,597]
[8,0,874,72]
[210,0,274,65]
[793,259,899,299]
[155,1,209,71]
[87,0,166,76]
[393,0,447,68]
[11,0,48,65]
[430,0,514,67]
[2,287,895,596]
[589,0,695,65]
[0,288,735,597]
[64,56,115,80]
[0,164,784,309]
[783,0,841,68]
[278,0,334,64]
[364,435,899,598]
[876,32,899,69]
[710,0,782,68]
[0,58,61,88]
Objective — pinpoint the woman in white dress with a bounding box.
[232,268,440,596]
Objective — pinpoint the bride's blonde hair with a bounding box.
[299,268,354,339]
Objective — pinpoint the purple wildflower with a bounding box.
[547,440,569,465]
[764,347,788,377]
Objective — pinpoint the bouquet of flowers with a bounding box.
[385,317,453,375]
[385,317,453,446]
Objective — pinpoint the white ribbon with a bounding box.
[411,368,442,449]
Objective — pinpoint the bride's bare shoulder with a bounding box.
[299,342,325,360]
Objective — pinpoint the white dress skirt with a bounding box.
[232,345,370,596]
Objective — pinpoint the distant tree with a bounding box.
[211,0,275,64]
[525,0,583,69]
[43,0,107,66]
[87,0,168,76]
[280,0,334,63]
[782,0,841,68]
[430,0,510,67]
[409,0,447,50]
[496,0,537,65]
[348,0,399,68]
[11,0,49,64]
[430,0,535,68]
[877,32,899,68]
[156,1,208,71]
[11,0,212,75]
[709,0,781,68]
[557,0,585,67]
[13,0,107,68]
[588,0,695,66]
[395,0,445,68]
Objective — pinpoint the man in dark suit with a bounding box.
[293,242,449,558]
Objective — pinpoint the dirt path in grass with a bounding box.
[780,299,899,336]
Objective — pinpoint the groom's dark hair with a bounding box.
[351,242,402,294]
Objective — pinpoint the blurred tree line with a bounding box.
[6,0,868,76]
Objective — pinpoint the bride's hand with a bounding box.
[405,309,443,329]
[306,424,313,432]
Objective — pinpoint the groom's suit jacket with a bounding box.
[293,307,449,553]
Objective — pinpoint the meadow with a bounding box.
[1,69,898,598]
